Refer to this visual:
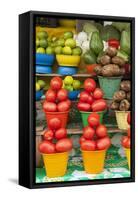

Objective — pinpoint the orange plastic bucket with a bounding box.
[42,152,69,178]
[81,149,106,174]
[124,148,130,169]
[45,111,69,128]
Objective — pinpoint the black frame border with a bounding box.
[19,11,135,189]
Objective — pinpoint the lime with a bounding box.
[62,46,72,55]
[72,47,82,55]
[64,76,74,85]
[64,31,73,39]
[46,46,54,54]
[37,31,48,39]
[36,47,45,54]
[36,82,40,91]
[39,39,48,48]
[36,38,39,47]
[73,80,81,89]
[37,80,45,88]
[64,84,73,91]
[54,46,62,54]
[56,38,65,47]
[65,38,76,49]
[52,37,57,42]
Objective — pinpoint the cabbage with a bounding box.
[83,22,99,35]
[77,31,88,42]
[100,25,120,41]
[112,22,130,32]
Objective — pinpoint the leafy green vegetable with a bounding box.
[117,50,129,62]
[83,22,99,35]
[100,25,120,41]
[90,32,104,55]
[112,22,130,32]
[120,30,130,55]
[83,50,97,64]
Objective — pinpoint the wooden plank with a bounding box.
[36,127,127,136]
[36,73,95,78]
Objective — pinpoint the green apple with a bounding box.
[37,80,45,88]
[39,39,48,48]
[65,38,76,49]
[64,31,73,39]
[64,76,74,85]
[62,46,72,55]
[36,47,45,54]
[37,31,48,39]
[64,84,73,91]
[36,83,40,91]
[36,38,40,47]
[73,80,81,89]
[46,46,54,54]
[56,38,65,47]
[54,46,62,54]
[72,47,82,56]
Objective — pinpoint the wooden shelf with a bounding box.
[36,126,127,136]
[36,73,94,78]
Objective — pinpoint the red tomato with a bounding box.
[88,113,100,127]
[39,141,55,154]
[122,136,130,148]
[96,137,111,150]
[45,89,57,102]
[87,94,94,104]
[127,127,131,138]
[93,88,104,100]
[96,125,107,138]
[55,128,67,140]
[79,91,90,102]
[84,78,96,93]
[92,99,107,112]
[50,77,63,91]
[57,101,70,112]
[81,140,96,151]
[79,136,87,144]
[77,102,91,111]
[57,89,68,102]
[49,118,61,130]
[43,130,54,141]
[127,112,131,125]
[108,39,120,49]
[83,126,95,139]
[56,138,73,152]
[66,99,71,107]
[43,101,57,112]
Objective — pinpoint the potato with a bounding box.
[94,65,102,75]
[110,101,119,110]
[113,90,126,102]
[120,80,131,92]
[111,64,121,76]
[119,99,130,111]
[105,47,117,57]
[102,65,113,77]
[127,92,131,101]
[100,55,111,65]
[112,56,125,67]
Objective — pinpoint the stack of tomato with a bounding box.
[39,117,73,154]
[43,77,71,112]
[121,112,131,149]
[77,78,107,112]
[80,113,111,151]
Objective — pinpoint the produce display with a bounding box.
[35,17,132,183]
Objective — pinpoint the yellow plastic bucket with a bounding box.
[115,111,130,130]
[124,148,130,169]
[81,150,106,174]
[42,152,69,178]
